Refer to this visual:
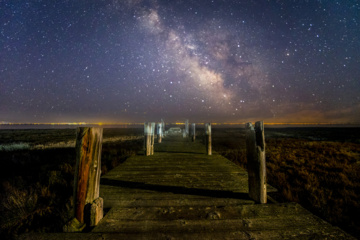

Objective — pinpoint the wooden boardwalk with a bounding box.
[22,134,354,239]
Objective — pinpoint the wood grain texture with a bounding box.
[73,127,103,223]
[245,121,267,204]
[144,123,152,156]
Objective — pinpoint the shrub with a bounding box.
[0,143,30,151]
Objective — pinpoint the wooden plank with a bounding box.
[20,225,354,240]
[100,203,310,221]
[102,198,255,208]
[92,215,344,233]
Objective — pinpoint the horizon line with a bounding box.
[1,122,360,126]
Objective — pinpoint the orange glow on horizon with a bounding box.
[1,122,359,126]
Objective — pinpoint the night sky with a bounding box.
[1,0,359,124]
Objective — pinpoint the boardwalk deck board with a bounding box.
[20,134,355,239]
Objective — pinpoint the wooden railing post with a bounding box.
[157,123,162,143]
[161,119,166,137]
[191,123,196,142]
[245,121,267,204]
[144,122,152,156]
[69,127,103,231]
[205,123,212,155]
[151,122,155,154]
[184,119,189,137]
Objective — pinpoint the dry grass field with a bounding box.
[0,128,143,239]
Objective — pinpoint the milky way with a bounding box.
[0,1,359,123]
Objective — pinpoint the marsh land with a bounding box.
[0,127,359,239]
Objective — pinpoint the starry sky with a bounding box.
[1,0,359,124]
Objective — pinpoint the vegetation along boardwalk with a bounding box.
[21,130,354,239]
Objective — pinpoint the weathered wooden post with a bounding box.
[144,122,152,156]
[185,119,189,137]
[65,127,103,232]
[205,123,212,155]
[151,122,155,155]
[245,121,267,204]
[157,123,162,143]
[191,123,196,142]
[143,123,146,150]
[161,119,166,137]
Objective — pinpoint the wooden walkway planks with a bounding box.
[98,135,258,210]
[91,134,352,239]
[20,134,355,239]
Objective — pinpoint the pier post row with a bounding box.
[245,121,267,204]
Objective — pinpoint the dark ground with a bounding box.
[0,127,359,239]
